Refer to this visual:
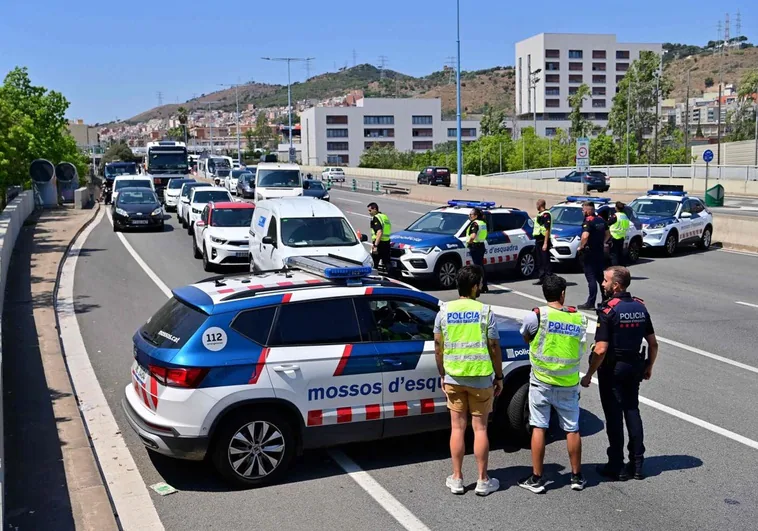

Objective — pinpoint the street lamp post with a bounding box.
[218,84,243,164]
[205,101,221,154]
[529,68,542,135]
[455,0,463,190]
[262,57,314,162]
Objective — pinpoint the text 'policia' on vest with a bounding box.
[440,299,493,377]
[529,306,588,387]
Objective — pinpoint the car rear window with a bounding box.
[139,297,207,349]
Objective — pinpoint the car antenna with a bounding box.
[214,278,226,287]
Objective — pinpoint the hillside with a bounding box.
[665,46,758,100]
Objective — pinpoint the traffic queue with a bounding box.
[109,163,708,495]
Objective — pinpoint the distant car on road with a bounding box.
[321,167,346,182]
[112,188,164,232]
[302,179,330,201]
[236,170,256,199]
[558,170,610,192]
[164,178,196,211]
[417,166,451,187]
[192,201,255,271]
[225,169,251,195]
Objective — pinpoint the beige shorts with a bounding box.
[444,384,494,417]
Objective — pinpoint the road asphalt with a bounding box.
[67,190,758,530]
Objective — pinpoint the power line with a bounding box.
[725,12,731,44]
[736,10,742,38]
[378,55,389,80]
[445,56,457,84]
[157,91,163,106]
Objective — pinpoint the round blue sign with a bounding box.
[703,149,714,163]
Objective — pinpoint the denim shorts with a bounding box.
[528,378,580,432]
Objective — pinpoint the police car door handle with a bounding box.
[272,364,300,372]
[382,358,403,367]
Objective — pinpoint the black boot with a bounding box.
[626,459,645,480]
[596,463,629,481]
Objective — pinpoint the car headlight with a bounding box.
[323,194,330,200]
[363,255,374,267]
[151,207,163,216]
[210,236,225,244]
[115,208,128,217]
[411,246,435,254]
[555,236,577,243]
[192,207,202,214]
[647,221,671,229]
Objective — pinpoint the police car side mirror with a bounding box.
[360,234,368,242]
[680,212,692,219]
[262,236,276,246]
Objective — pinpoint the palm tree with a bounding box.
[177,106,188,143]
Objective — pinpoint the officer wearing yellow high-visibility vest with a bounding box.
[533,199,553,285]
[434,266,503,497]
[607,202,631,266]
[466,207,489,293]
[367,202,393,275]
[517,274,589,494]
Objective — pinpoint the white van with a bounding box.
[248,197,371,272]
[112,175,155,205]
[197,155,233,183]
[253,162,303,202]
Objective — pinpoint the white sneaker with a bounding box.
[446,475,464,495]
[475,477,500,496]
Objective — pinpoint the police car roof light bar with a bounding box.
[285,255,372,280]
[566,196,612,203]
[646,190,687,196]
[446,200,497,209]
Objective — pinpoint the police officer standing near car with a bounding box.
[577,201,611,310]
[367,202,393,275]
[607,202,630,266]
[533,199,553,285]
[581,266,659,481]
[466,207,489,293]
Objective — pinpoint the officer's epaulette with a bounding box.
[586,215,595,221]
[602,297,622,314]
[565,306,577,313]
[633,296,645,304]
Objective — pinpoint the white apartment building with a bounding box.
[300,98,480,166]
[515,33,662,136]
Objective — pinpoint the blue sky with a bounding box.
[1,0,755,123]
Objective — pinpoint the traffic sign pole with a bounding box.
[703,149,714,199]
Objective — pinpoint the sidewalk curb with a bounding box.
[48,203,120,530]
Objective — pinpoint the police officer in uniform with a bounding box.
[466,207,489,293]
[367,202,392,275]
[607,202,630,266]
[581,266,659,480]
[533,199,553,285]
[577,201,610,310]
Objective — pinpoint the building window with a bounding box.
[326,128,348,138]
[569,62,583,71]
[592,63,606,72]
[412,115,433,125]
[326,115,348,125]
[616,75,626,83]
[616,50,630,59]
[569,87,578,95]
[412,128,433,137]
[545,74,560,83]
[545,61,560,71]
[545,87,560,96]
[448,128,477,137]
[326,142,349,151]
[412,141,433,151]
[364,115,394,125]
[364,128,394,138]
[569,74,583,84]
[592,99,606,108]
[364,141,394,150]
[545,127,558,136]
[592,75,606,84]
[545,49,560,58]
[592,50,606,59]
[616,63,629,72]
[592,87,606,96]
[327,154,349,164]
[545,99,560,108]
[568,50,583,59]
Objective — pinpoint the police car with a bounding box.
[548,196,644,265]
[390,200,536,289]
[122,256,532,487]
[628,187,713,256]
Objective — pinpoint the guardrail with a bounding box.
[485,164,758,182]
[0,191,36,529]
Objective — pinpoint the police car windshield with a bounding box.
[629,199,679,217]
[549,206,585,226]
[193,190,231,203]
[406,211,465,235]
[212,208,254,227]
[281,217,358,247]
[115,179,151,191]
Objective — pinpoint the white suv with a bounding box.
[183,187,233,235]
[192,201,255,271]
[321,167,346,182]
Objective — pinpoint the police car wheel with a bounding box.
[664,232,678,256]
[627,239,641,263]
[517,251,536,278]
[212,410,294,488]
[193,236,202,259]
[435,257,459,289]
[202,245,214,272]
[506,382,531,446]
[697,227,712,250]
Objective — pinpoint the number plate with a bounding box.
[132,220,149,225]
[134,363,148,384]
[234,252,247,257]
[391,260,400,268]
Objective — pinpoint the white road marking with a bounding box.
[736,301,758,309]
[328,450,431,531]
[716,248,758,258]
[345,210,371,218]
[107,211,431,530]
[409,211,426,215]
[336,198,362,203]
[492,284,758,375]
[57,208,164,530]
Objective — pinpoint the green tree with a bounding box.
[177,106,189,142]
[100,141,136,171]
[244,129,256,152]
[727,69,758,141]
[479,105,506,136]
[567,83,592,140]
[590,134,617,165]
[704,77,714,88]
[254,112,274,148]
[165,126,185,142]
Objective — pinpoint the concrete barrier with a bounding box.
[74,186,97,210]
[0,191,35,529]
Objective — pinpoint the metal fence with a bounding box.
[486,164,758,182]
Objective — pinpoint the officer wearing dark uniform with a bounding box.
[577,201,610,310]
[367,202,393,275]
[581,266,659,481]
[533,199,552,285]
[466,207,489,293]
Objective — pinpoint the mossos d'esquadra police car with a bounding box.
[123,255,532,487]
[628,186,713,256]
[549,196,644,265]
[389,200,536,289]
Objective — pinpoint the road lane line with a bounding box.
[409,211,426,215]
[107,212,431,530]
[336,198,362,203]
[328,450,431,531]
[492,283,758,376]
[57,208,164,530]
[736,301,758,309]
[346,210,371,218]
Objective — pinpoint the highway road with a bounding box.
[71,187,758,530]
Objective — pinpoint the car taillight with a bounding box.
[154,178,161,185]
[149,364,209,388]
